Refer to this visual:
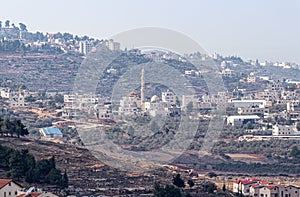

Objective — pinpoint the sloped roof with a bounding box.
[17,193,42,197]
[0,179,12,189]
[41,127,62,135]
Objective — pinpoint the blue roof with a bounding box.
[41,127,63,135]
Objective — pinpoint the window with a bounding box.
[9,192,11,195]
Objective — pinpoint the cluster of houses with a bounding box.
[233,177,300,197]
[0,179,57,197]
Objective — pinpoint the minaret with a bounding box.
[141,67,145,111]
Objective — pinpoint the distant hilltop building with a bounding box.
[78,40,92,55]
[106,39,120,51]
[118,68,180,117]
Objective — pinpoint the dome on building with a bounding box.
[150,95,160,103]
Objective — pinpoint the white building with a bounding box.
[272,124,295,136]
[221,68,233,77]
[238,107,267,116]
[0,179,22,197]
[106,39,120,51]
[39,127,63,139]
[17,187,58,197]
[182,95,199,111]
[0,87,11,99]
[144,95,168,117]
[10,94,27,107]
[79,40,92,55]
[228,99,267,108]
[162,89,177,106]
[64,94,99,109]
[250,185,300,197]
[119,92,141,115]
[233,178,262,196]
[247,72,256,83]
[94,102,112,119]
[227,115,260,126]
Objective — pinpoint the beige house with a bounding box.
[0,179,22,197]
[250,184,300,197]
[250,185,279,197]
[272,124,295,136]
[233,178,262,196]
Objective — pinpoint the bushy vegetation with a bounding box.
[0,145,68,188]
[0,118,28,137]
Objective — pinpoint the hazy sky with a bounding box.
[1,0,300,63]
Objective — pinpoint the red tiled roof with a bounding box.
[17,192,42,197]
[234,178,262,185]
[266,185,278,189]
[0,179,12,189]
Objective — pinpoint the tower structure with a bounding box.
[141,67,145,111]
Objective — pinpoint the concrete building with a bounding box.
[221,68,234,77]
[119,92,141,115]
[227,115,260,126]
[0,87,11,99]
[238,107,268,116]
[144,95,168,117]
[39,127,63,139]
[228,99,267,108]
[0,179,22,197]
[250,184,300,197]
[106,39,120,51]
[10,94,26,107]
[247,72,257,83]
[79,40,92,55]
[162,89,177,106]
[94,102,112,119]
[182,95,199,111]
[272,124,295,136]
[233,178,262,196]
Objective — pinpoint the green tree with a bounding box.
[222,184,226,192]
[54,94,64,103]
[12,119,28,138]
[186,102,193,113]
[297,122,300,131]
[207,172,217,178]
[153,183,182,197]
[187,179,194,188]
[150,120,160,133]
[291,146,300,158]
[19,23,27,31]
[60,170,68,188]
[2,119,11,136]
[173,174,185,188]
[5,20,10,28]
[49,156,56,169]
[46,168,62,185]
[8,151,24,180]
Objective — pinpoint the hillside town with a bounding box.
[0,20,300,196]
